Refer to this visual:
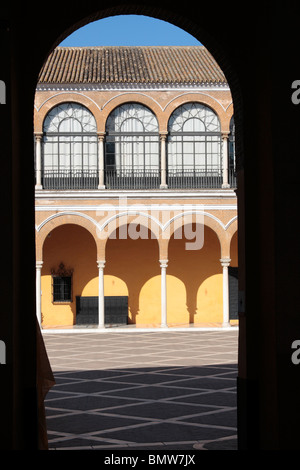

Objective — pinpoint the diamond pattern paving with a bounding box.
[43,329,238,450]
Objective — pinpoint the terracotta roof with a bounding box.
[38,46,227,85]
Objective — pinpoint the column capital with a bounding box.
[220,258,231,267]
[97,260,106,269]
[34,132,43,141]
[159,132,168,140]
[159,259,168,268]
[97,132,106,141]
[221,132,230,140]
[36,260,43,269]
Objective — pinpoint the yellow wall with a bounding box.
[168,225,223,324]
[42,224,98,327]
[106,224,224,325]
[41,223,238,327]
[105,226,160,324]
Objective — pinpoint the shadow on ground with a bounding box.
[45,364,238,450]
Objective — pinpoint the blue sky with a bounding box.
[59,15,201,47]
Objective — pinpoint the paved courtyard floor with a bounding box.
[43,328,239,451]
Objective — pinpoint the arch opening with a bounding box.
[41,224,98,327]
[33,9,241,452]
[105,102,160,189]
[40,102,98,190]
[105,224,160,325]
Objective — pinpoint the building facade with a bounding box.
[34,45,238,329]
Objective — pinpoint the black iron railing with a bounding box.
[42,169,98,190]
[105,168,160,190]
[38,168,236,190]
[168,169,222,189]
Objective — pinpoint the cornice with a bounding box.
[35,189,237,200]
[35,82,230,93]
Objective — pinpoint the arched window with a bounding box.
[42,103,98,189]
[167,102,222,188]
[105,103,159,189]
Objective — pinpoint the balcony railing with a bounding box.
[38,168,237,190]
[42,169,98,190]
[105,168,160,190]
[168,169,222,189]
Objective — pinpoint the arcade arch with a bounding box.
[41,223,98,327]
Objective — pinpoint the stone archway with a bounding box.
[38,223,98,327]
[1,0,259,451]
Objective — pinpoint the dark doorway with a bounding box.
[229,267,238,320]
[76,296,128,325]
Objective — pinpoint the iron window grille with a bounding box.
[42,103,98,190]
[51,263,73,303]
[105,103,160,189]
[52,276,72,303]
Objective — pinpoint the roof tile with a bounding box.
[38,46,227,85]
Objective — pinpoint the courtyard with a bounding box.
[43,328,238,450]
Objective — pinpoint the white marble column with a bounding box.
[98,133,105,189]
[160,259,168,327]
[220,258,231,327]
[35,133,43,190]
[36,261,43,326]
[160,133,168,189]
[222,133,230,188]
[97,260,106,328]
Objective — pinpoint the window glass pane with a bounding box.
[168,104,221,178]
[194,154,206,170]
[168,136,182,171]
[59,117,81,133]
[44,103,96,133]
[121,117,144,133]
[105,104,159,177]
[183,153,194,169]
[72,139,82,171]
[83,138,97,171]
[168,102,220,133]
[145,140,159,168]
[183,141,194,155]
[43,103,97,176]
[43,136,58,170]
[106,103,158,133]
[59,137,70,170]
[194,140,205,155]
[206,137,221,171]
[53,276,72,302]
[182,117,205,133]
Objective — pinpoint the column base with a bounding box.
[160,184,168,189]
[221,183,231,189]
[222,321,231,328]
[98,185,106,190]
[35,185,43,190]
